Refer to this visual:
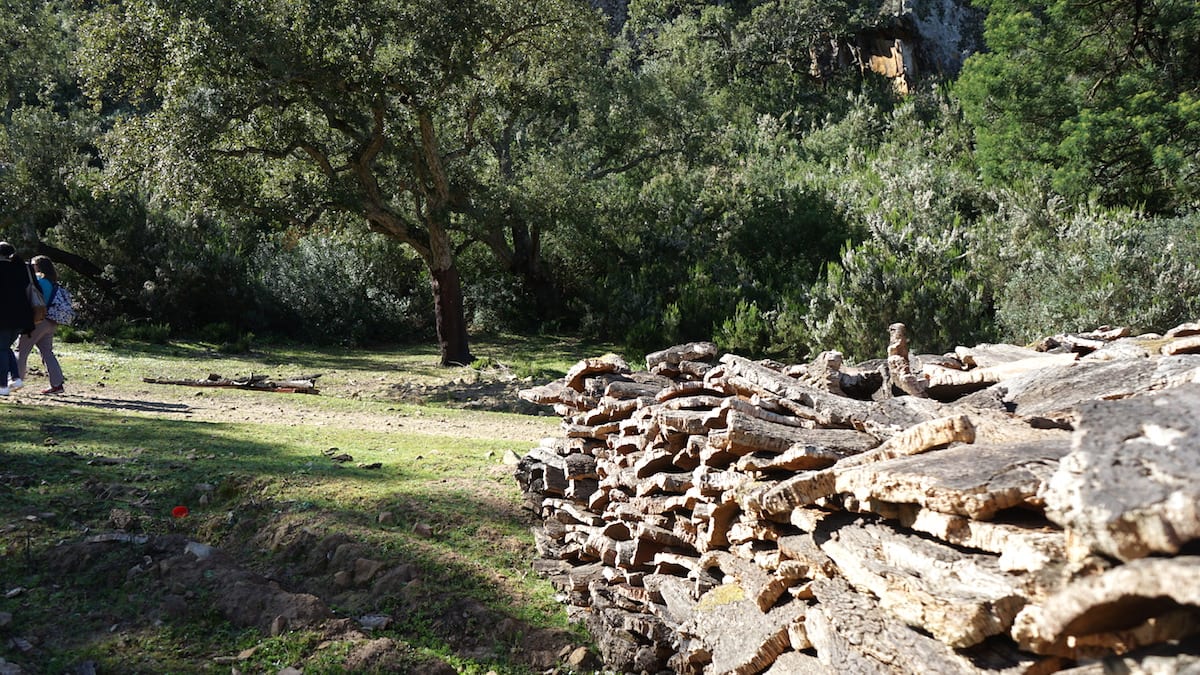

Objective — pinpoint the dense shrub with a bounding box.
[714,299,773,358]
[249,230,434,345]
[997,209,1200,341]
[43,196,256,332]
[782,87,1000,361]
[800,218,997,361]
[43,195,434,345]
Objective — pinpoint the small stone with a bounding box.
[185,542,216,560]
[333,570,353,588]
[270,615,288,636]
[10,638,32,653]
[237,646,258,660]
[358,614,392,631]
[413,523,434,538]
[565,647,598,670]
[353,558,386,585]
[377,511,396,525]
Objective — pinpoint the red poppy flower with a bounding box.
[172,505,190,518]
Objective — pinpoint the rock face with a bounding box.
[905,0,984,76]
[590,0,984,87]
[515,325,1200,674]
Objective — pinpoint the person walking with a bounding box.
[18,255,66,394]
[0,241,34,396]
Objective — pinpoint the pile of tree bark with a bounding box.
[514,323,1200,674]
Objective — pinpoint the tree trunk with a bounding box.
[508,219,560,319]
[482,216,561,321]
[427,223,473,367]
[485,122,561,321]
[431,262,473,366]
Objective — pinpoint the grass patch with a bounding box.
[0,334,611,673]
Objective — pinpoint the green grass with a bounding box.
[0,334,609,674]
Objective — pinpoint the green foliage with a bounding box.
[957,0,1200,213]
[794,88,1000,360]
[37,194,245,330]
[0,1,75,103]
[802,222,997,360]
[556,7,857,349]
[249,230,435,345]
[95,319,172,344]
[715,300,772,358]
[43,197,434,344]
[470,356,499,371]
[997,208,1200,340]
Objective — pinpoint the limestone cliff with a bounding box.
[589,0,984,90]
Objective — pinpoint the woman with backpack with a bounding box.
[0,241,34,396]
[18,255,68,395]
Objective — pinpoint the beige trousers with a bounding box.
[18,319,64,388]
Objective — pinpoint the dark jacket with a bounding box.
[0,258,34,333]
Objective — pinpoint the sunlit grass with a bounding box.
[0,335,610,674]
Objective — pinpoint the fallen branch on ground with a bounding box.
[143,373,321,394]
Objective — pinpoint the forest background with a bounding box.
[2,0,1198,366]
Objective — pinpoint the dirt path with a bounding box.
[14,373,559,443]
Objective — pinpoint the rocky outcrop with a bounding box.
[515,325,1200,673]
[591,0,984,88]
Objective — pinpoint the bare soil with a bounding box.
[27,367,556,442]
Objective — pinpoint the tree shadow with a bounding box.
[0,404,573,672]
[46,393,194,415]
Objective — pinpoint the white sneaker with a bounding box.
[0,387,9,396]
[9,378,23,390]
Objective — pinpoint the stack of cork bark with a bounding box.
[514,323,1200,674]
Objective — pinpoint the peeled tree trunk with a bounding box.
[369,206,474,367]
[367,206,475,367]
[427,226,473,366]
[360,110,476,367]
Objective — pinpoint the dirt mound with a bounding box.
[386,376,550,414]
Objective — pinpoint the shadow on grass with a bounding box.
[97,338,444,378]
[0,404,397,528]
[46,393,193,415]
[251,486,576,670]
[0,404,572,673]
